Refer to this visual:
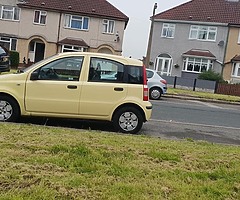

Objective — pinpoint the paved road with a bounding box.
[18,97,240,145]
[141,98,240,145]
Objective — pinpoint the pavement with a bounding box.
[164,93,240,105]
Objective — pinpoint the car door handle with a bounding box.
[114,87,124,91]
[67,85,77,89]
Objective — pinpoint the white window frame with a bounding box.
[103,19,115,34]
[189,25,217,41]
[232,63,240,77]
[0,36,17,51]
[0,5,20,21]
[183,57,213,73]
[161,23,175,38]
[61,45,86,52]
[34,10,47,25]
[64,14,89,30]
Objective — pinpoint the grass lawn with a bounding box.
[0,123,240,199]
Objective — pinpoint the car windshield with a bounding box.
[0,46,7,55]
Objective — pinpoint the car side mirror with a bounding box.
[30,71,39,80]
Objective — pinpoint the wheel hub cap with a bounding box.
[151,89,160,99]
[0,101,13,121]
[119,112,138,131]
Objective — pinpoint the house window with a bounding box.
[62,45,86,52]
[161,23,175,38]
[189,25,217,41]
[64,14,89,30]
[232,63,240,77]
[34,10,47,25]
[0,5,20,21]
[183,57,213,73]
[0,37,17,51]
[103,19,115,34]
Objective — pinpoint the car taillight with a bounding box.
[160,79,167,85]
[143,65,149,101]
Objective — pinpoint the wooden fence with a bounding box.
[216,83,240,96]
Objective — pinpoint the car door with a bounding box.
[80,57,127,117]
[25,56,84,115]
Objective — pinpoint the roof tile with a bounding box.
[58,38,89,47]
[183,49,216,58]
[155,0,240,25]
[18,0,128,22]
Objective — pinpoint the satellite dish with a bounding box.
[218,40,224,47]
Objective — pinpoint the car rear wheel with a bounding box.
[113,107,143,134]
[149,87,162,100]
[0,96,19,122]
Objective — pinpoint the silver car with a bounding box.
[146,69,167,100]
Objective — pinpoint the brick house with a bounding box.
[149,0,240,83]
[0,0,128,64]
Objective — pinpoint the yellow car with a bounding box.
[0,52,152,134]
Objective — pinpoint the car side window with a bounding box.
[88,57,124,83]
[146,70,154,78]
[32,56,83,81]
[127,65,143,84]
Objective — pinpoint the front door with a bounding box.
[35,43,45,62]
[155,55,172,76]
[25,56,84,115]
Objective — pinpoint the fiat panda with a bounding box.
[0,52,152,134]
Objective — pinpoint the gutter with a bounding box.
[221,24,230,76]
[154,19,228,27]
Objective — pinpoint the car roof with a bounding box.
[57,52,143,66]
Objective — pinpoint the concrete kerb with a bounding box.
[164,94,240,106]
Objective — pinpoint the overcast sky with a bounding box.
[107,0,190,59]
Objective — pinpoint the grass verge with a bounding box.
[0,123,240,199]
[167,88,240,102]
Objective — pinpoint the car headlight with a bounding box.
[2,56,9,62]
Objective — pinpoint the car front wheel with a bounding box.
[0,96,19,122]
[149,87,162,100]
[113,107,143,134]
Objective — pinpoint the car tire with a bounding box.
[0,96,20,122]
[113,106,143,134]
[149,87,162,100]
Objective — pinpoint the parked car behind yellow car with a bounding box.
[0,45,10,73]
[0,52,152,134]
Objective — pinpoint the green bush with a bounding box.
[198,69,224,82]
[9,51,19,69]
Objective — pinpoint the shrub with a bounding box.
[9,51,19,69]
[198,69,224,82]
